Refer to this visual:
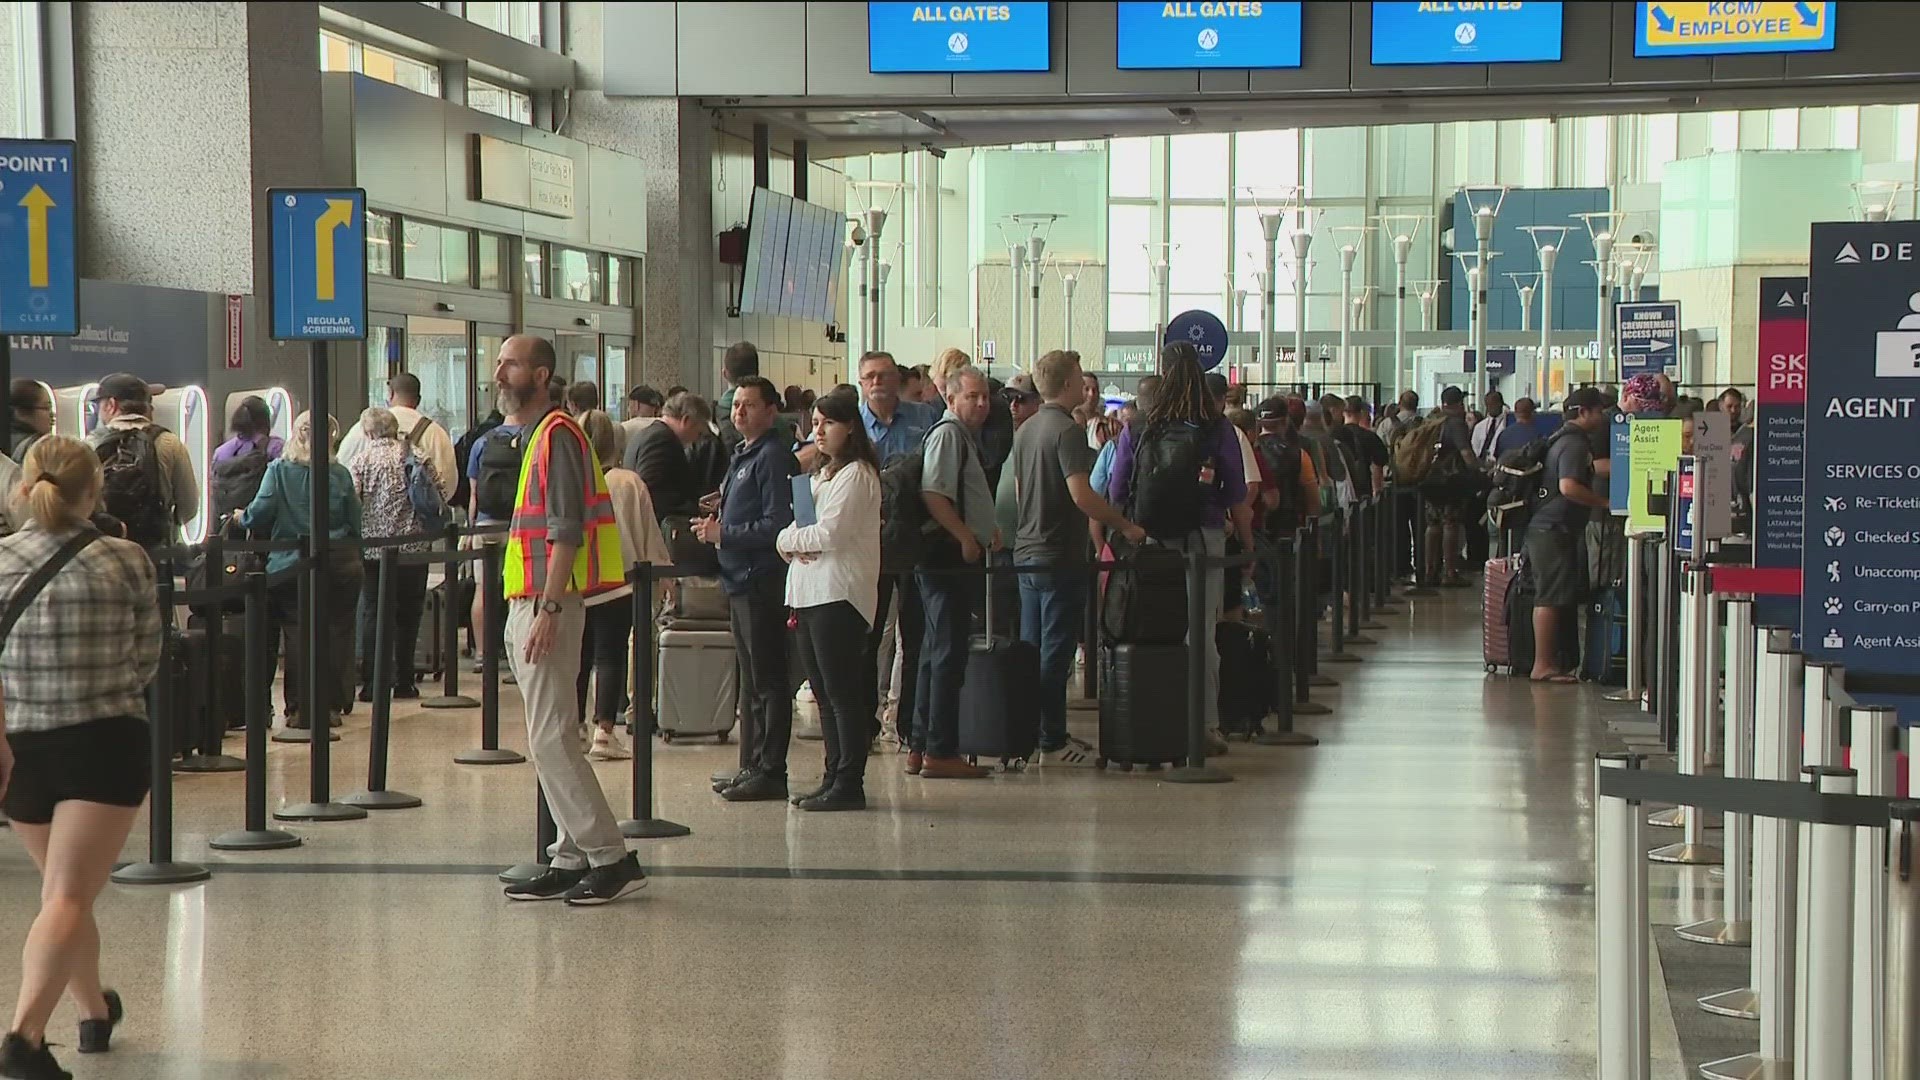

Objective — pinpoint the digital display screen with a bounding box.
[867,3,1051,73]
[1634,2,1834,57]
[741,189,846,324]
[1115,2,1302,70]
[1370,2,1564,65]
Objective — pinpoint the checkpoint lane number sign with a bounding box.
[1635,2,1834,57]
[268,188,368,341]
[0,139,80,337]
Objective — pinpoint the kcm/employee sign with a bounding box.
[1636,2,1834,57]
[268,188,367,341]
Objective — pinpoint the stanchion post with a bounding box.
[1374,492,1398,611]
[1605,533,1647,703]
[1596,752,1651,1080]
[1799,765,1858,1080]
[1852,707,1897,1080]
[1887,801,1919,1080]
[1404,488,1437,596]
[1803,661,1845,769]
[1650,564,1720,863]
[1255,538,1317,747]
[273,538,367,820]
[422,523,479,709]
[344,547,422,810]
[1080,560,1099,701]
[210,570,302,851]
[1355,498,1386,631]
[498,782,558,883]
[1293,526,1332,713]
[455,541,524,765]
[1166,546,1230,784]
[1323,513,1360,663]
[112,575,214,885]
[620,562,690,838]
[1681,597,1755,943]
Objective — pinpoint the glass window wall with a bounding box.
[476,232,507,292]
[401,220,473,287]
[407,316,473,436]
[368,211,396,277]
[551,247,603,303]
[465,2,543,46]
[468,78,534,125]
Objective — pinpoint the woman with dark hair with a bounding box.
[210,396,284,517]
[1106,343,1246,754]
[775,390,882,811]
[7,379,52,466]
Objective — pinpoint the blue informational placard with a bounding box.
[1116,1,1302,69]
[1609,410,1632,517]
[1163,308,1230,372]
[1635,2,1834,57]
[1615,300,1680,380]
[0,139,80,337]
[268,188,368,341]
[867,2,1051,73]
[1753,275,1807,631]
[1674,454,1696,556]
[1802,221,1920,724]
[1370,2,1563,65]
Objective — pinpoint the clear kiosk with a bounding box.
[224,387,295,443]
[52,383,100,441]
[153,386,212,545]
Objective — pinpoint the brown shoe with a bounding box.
[905,751,924,776]
[919,756,990,779]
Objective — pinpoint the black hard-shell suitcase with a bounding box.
[1215,621,1273,737]
[1101,540,1188,646]
[1096,642,1188,770]
[415,580,448,682]
[956,590,1041,768]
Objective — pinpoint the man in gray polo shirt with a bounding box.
[1011,350,1145,757]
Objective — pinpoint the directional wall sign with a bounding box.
[1163,308,1230,372]
[0,139,80,337]
[1369,2,1564,66]
[1635,2,1834,57]
[867,2,1052,73]
[1116,1,1303,70]
[1802,221,1920,721]
[1615,300,1680,380]
[268,188,367,341]
[1754,275,1808,630]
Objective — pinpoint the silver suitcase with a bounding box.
[658,627,737,742]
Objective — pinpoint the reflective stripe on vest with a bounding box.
[503,410,624,600]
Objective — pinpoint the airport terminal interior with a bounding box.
[1,2,1918,1078]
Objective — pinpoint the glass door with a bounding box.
[556,332,600,404]
[406,315,474,437]
[603,335,632,411]
[366,318,406,411]
[474,325,510,427]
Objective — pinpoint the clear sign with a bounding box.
[1163,308,1230,372]
[867,2,1051,73]
[268,188,368,341]
[1116,1,1302,69]
[1802,221,1920,720]
[1635,2,1834,57]
[0,139,80,337]
[1615,300,1680,380]
[1674,454,1697,556]
[1754,275,1808,630]
[1369,2,1564,65]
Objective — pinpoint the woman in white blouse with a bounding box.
[775,391,882,811]
[578,411,672,761]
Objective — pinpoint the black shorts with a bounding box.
[2,716,150,825]
[1525,527,1587,610]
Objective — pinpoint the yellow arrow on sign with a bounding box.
[313,198,354,301]
[18,185,54,289]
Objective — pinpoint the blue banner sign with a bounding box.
[0,139,80,337]
[1164,308,1230,372]
[1615,300,1680,380]
[1609,410,1631,517]
[1802,221,1920,723]
[867,3,1051,73]
[1370,2,1564,65]
[1753,275,1807,631]
[1116,2,1302,69]
[268,188,368,341]
[1635,2,1834,57]
[1674,454,1697,556]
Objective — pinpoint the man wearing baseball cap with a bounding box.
[1523,387,1611,683]
[85,373,200,548]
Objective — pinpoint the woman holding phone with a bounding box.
[775,391,882,811]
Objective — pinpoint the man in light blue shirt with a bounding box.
[857,351,941,465]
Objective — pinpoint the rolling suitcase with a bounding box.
[1482,556,1520,673]
[657,627,737,743]
[1506,571,1580,677]
[956,589,1042,768]
[1096,642,1188,770]
[1101,540,1188,646]
[1581,586,1628,685]
[415,579,448,682]
[1215,621,1273,738]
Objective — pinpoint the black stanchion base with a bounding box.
[420,695,480,710]
[174,753,247,773]
[1321,651,1364,664]
[1163,764,1233,784]
[619,817,691,839]
[1253,730,1320,746]
[1307,673,1340,687]
[1346,633,1379,645]
[341,789,424,810]
[1293,700,1334,715]
[110,860,211,885]
[498,861,547,884]
[453,747,525,765]
[272,801,369,822]
[209,828,303,851]
[271,727,339,744]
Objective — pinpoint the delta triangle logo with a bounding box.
[1777,291,1797,307]
[1834,242,1862,264]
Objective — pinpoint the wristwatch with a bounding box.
[539,598,563,616]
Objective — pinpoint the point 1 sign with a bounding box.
[268,188,368,341]
[0,139,80,337]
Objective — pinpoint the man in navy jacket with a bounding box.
[694,376,798,802]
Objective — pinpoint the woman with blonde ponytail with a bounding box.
[0,436,160,1079]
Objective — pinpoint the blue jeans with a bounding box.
[914,569,976,758]
[1019,562,1087,750]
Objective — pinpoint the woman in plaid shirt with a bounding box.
[0,435,160,1079]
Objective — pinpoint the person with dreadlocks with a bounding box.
[1106,342,1246,756]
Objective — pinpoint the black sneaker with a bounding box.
[562,853,648,906]
[788,773,836,806]
[796,786,866,812]
[0,1033,70,1080]
[76,990,121,1054]
[720,771,788,802]
[712,766,759,794]
[502,865,587,901]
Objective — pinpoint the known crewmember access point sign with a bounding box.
[0,139,80,337]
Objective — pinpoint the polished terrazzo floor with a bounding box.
[0,590,1709,1079]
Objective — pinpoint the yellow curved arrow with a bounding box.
[314,198,354,301]
[19,185,54,289]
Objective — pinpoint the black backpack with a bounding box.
[1255,431,1304,535]
[878,417,961,572]
[474,426,528,521]
[96,426,172,545]
[1486,433,1557,533]
[210,441,270,518]
[1127,420,1214,541]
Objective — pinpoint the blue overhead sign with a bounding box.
[867,3,1051,73]
[1802,221,1920,724]
[1635,2,1834,57]
[1116,2,1302,70]
[1370,2,1564,66]
[268,188,367,341]
[0,139,80,337]
[1615,300,1680,380]
[1164,308,1230,372]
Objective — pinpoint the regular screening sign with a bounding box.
[1116,2,1302,70]
[268,188,367,341]
[1636,2,1834,57]
[867,3,1051,73]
